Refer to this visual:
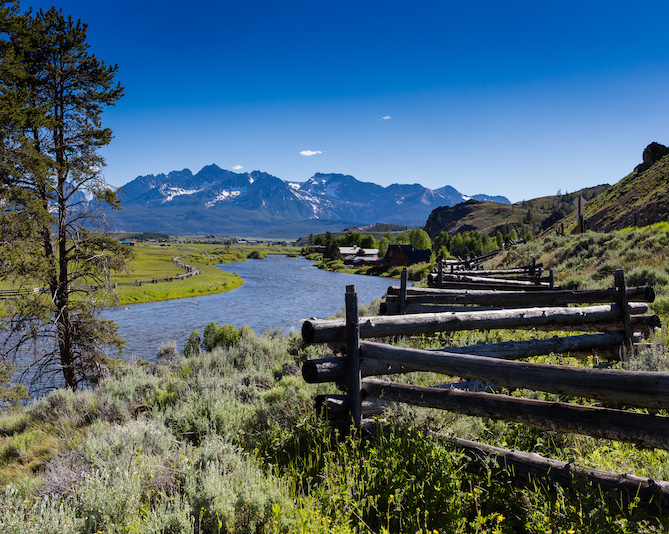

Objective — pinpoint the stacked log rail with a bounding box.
[429,258,553,290]
[382,284,656,315]
[0,287,41,300]
[300,269,668,508]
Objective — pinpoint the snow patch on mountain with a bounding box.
[205,189,243,207]
[159,186,202,203]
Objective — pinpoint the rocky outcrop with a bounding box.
[634,142,669,174]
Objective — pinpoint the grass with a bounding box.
[2,322,668,533]
[1,241,301,307]
[107,243,243,305]
[490,223,669,319]
[2,229,669,532]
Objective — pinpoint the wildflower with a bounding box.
[497,514,504,522]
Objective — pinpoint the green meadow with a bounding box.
[0,242,302,307]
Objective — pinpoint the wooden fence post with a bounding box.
[345,285,362,428]
[399,267,408,315]
[615,269,633,363]
[438,261,444,288]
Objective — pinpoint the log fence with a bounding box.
[428,258,554,290]
[300,268,669,505]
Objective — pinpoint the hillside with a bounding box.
[423,185,609,239]
[489,222,669,316]
[549,144,669,234]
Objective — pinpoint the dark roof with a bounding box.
[384,244,431,263]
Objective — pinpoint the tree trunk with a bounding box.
[56,166,76,389]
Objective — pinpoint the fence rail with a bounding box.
[300,268,668,506]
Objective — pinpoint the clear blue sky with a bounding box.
[25,0,669,202]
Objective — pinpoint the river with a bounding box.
[104,255,397,360]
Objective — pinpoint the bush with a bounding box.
[201,322,241,352]
[182,329,201,357]
[246,250,267,259]
[626,266,669,288]
[407,262,433,281]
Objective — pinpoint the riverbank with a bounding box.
[311,255,434,281]
[105,255,394,358]
[112,243,299,305]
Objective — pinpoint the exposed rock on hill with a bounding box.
[584,145,669,232]
[635,142,669,174]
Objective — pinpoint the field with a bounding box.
[2,227,669,533]
[1,241,302,307]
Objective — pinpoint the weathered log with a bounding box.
[440,272,550,284]
[381,302,502,314]
[315,394,389,419]
[363,419,669,508]
[445,436,669,509]
[616,269,634,362]
[361,379,669,448]
[345,286,362,427]
[441,268,542,276]
[399,268,408,315]
[302,332,628,384]
[438,332,626,361]
[435,274,552,289]
[360,342,669,410]
[382,300,649,315]
[430,281,559,291]
[302,304,658,344]
[386,285,655,305]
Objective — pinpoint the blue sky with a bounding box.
[24,0,669,202]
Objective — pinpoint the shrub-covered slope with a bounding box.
[546,146,669,235]
[424,185,608,239]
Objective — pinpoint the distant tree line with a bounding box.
[305,225,527,263]
[126,232,171,241]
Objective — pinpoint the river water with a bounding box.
[104,255,396,360]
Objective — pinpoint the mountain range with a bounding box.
[108,165,509,237]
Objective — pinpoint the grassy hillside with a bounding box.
[548,154,669,235]
[489,222,669,317]
[424,185,609,239]
[2,228,669,533]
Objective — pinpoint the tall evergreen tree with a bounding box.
[323,232,342,261]
[0,4,131,391]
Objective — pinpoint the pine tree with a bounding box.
[0,5,131,391]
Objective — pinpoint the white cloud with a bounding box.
[300,150,322,156]
[231,164,243,170]
[381,115,391,120]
